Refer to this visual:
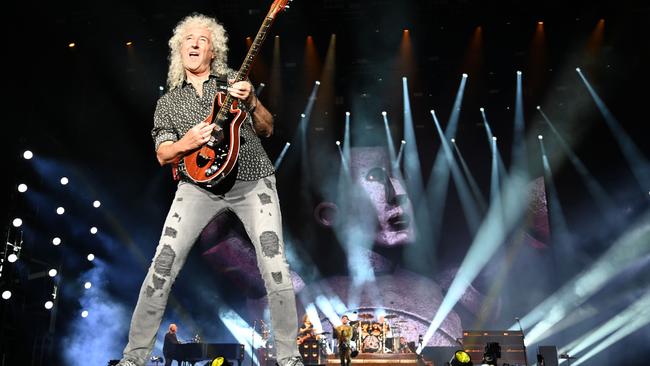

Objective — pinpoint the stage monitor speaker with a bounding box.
[537,346,558,366]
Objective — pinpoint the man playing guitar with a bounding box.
[297,315,315,345]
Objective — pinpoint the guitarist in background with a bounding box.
[297,314,315,345]
[116,13,303,366]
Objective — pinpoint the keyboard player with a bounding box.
[163,323,180,366]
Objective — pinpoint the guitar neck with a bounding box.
[216,15,276,122]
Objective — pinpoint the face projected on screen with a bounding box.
[348,146,415,247]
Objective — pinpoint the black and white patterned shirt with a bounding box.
[151,74,275,182]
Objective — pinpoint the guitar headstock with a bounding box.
[269,0,292,18]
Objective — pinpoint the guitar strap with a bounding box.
[214,75,229,91]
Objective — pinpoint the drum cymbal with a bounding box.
[358,313,374,319]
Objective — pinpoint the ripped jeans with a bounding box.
[121,176,299,365]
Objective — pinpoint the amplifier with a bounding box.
[300,340,325,364]
[461,330,528,366]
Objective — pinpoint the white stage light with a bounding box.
[7,254,18,263]
[1,291,11,300]
[93,200,101,208]
[381,111,387,116]
[346,111,350,116]
[335,141,341,146]
[12,218,23,227]
[87,254,95,261]
[81,310,89,318]
[45,301,54,310]
[18,184,28,193]
[52,237,61,246]
[48,269,58,277]
[23,150,33,160]
[90,227,98,234]
[60,177,69,185]
[315,80,321,85]
[56,207,65,215]
[84,282,92,289]
[480,107,485,112]
[538,135,544,140]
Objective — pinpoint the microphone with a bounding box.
[515,317,525,338]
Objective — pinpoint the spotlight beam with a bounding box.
[538,107,617,215]
[423,75,469,257]
[576,68,650,192]
[451,140,487,213]
[489,138,503,217]
[558,290,650,363]
[218,307,264,365]
[512,71,528,169]
[396,141,405,169]
[419,167,532,352]
[431,110,481,232]
[343,112,351,165]
[570,293,650,366]
[402,77,434,272]
[381,112,399,174]
[539,138,574,277]
[273,142,291,170]
[481,109,508,203]
[515,212,650,344]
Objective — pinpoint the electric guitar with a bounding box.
[173,0,291,190]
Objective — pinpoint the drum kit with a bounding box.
[345,313,407,355]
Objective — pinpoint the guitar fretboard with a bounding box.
[216,15,275,123]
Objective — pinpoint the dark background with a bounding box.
[2,0,649,365]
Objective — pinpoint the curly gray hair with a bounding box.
[166,13,229,90]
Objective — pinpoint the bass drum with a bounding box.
[361,335,381,353]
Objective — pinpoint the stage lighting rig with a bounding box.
[449,350,473,366]
[206,356,232,366]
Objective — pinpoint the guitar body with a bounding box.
[297,333,314,345]
[177,93,245,190]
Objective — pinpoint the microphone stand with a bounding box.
[516,317,530,366]
[252,320,256,366]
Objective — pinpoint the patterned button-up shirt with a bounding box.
[151,74,275,182]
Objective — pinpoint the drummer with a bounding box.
[369,322,382,337]
[378,315,392,337]
[360,322,370,340]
